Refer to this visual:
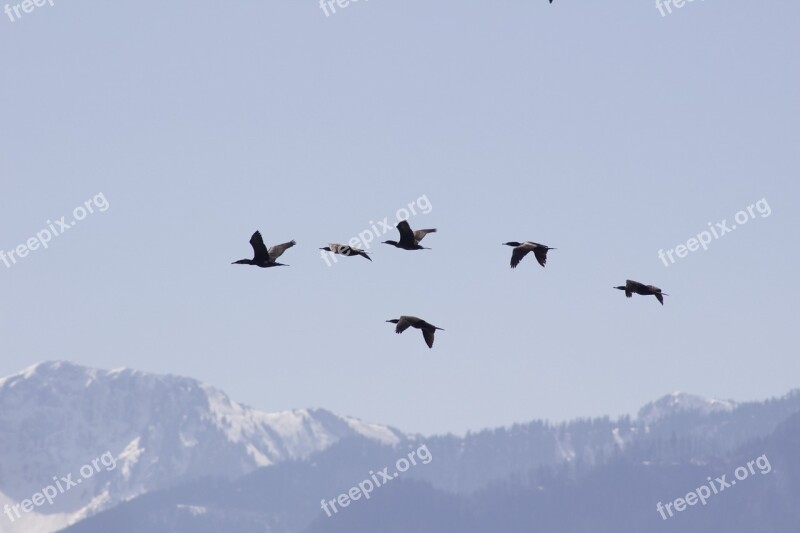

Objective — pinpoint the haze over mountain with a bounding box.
[0,362,797,533]
[0,362,406,533]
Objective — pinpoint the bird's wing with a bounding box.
[626,280,647,292]
[340,245,367,257]
[413,229,437,243]
[395,317,413,334]
[422,328,436,349]
[532,247,549,267]
[396,221,416,247]
[655,293,664,305]
[250,231,270,262]
[268,240,296,260]
[510,247,532,268]
[348,246,366,254]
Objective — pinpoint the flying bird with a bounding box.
[502,241,556,268]
[614,280,669,305]
[320,243,372,261]
[232,231,295,268]
[382,220,437,251]
[386,316,444,349]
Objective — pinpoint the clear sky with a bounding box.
[1,0,798,435]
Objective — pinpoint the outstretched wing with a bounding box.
[422,328,436,349]
[413,228,437,244]
[533,247,549,267]
[250,231,270,262]
[396,221,416,247]
[395,317,413,334]
[510,247,531,268]
[655,293,664,305]
[268,240,296,260]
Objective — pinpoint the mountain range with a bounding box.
[1,361,797,533]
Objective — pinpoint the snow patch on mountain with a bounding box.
[638,391,736,424]
[0,361,407,533]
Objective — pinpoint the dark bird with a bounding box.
[232,231,295,268]
[614,280,669,305]
[382,220,437,251]
[502,241,556,268]
[386,316,444,349]
[320,243,372,261]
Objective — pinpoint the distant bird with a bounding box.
[382,220,437,251]
[502,241,556,268]
[614,280,669,305]
[232,231,295,268]
[386,316,444,349]
[320,243,372,261]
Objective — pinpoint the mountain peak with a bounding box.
[637,391,737,423]
[0,361,407,533]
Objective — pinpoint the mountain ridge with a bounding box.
[2,361,798,533]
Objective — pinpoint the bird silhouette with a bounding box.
[382,221,437,251]
[320,243,372,261]
[614,280,669,305]
[232,231,295,268]
[502,241,556,268]
[386,316,444,348]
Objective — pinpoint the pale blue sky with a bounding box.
[1,0,798,435]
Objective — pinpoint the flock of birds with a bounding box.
[232,220,669,349]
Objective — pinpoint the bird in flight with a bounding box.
[502,241,556,268]
[232,231,296,268]
[613,280,669,305]
[382,220,437,251]
[320,243,372,261]
[386,316,444,349]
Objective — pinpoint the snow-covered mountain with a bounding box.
[0,362,406,533]
[2,361,798,533]
[60,390,800,533]
[637,391,737,424]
